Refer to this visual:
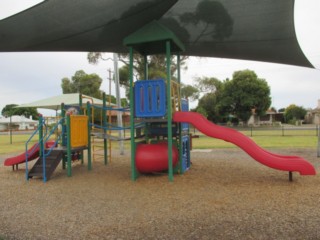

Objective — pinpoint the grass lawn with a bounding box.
[0,134,39,155]
[1,129,318,155]
[192,134,318,149]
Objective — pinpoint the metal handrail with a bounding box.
[25,117,47,181]
[41,117,66,182]
[25,116,65,182]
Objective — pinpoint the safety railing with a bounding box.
[25,116,65,182]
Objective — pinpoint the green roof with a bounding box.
[123,20,185,55]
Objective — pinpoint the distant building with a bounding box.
[0,115,38,131]
[247,109,283,126]
[305,100,320,124]
[106,109,130,124]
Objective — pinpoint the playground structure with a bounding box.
[123,20,316,181]
[4,20,317,182]
[26,111,89,182]
[123,21,192,181]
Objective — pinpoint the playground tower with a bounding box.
[124,20,191,181]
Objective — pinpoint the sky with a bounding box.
[0,0,320,116]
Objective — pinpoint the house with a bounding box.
[247,109,283,126]
[0,115,38,131]
[305,100,320,124]
[106,108,130,124]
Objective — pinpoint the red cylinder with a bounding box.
[135,143,179,173]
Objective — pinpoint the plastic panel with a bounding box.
[134,79,166,117]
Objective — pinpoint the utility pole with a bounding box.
[113,53,125,155]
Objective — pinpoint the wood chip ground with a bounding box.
[0,148,319,240]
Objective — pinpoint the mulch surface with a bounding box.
[0,148,319,240]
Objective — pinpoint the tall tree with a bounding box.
[61,70,103,99]
[180,84,199,101]
[1,104,39,120]
[284,104,307,123]
[87,52,188,86]
[195,76,225,122]
[219,70,271,123]
[197,92,222,122]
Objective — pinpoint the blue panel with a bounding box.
[181,99,189,112]
[181,99,189,131]
[134,79,166,117]
[181,135,190,172]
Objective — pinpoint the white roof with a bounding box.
[0,115,38,124]
[17,93,114,110]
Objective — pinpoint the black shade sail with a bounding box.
[0,0,313,68]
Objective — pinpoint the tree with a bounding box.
[284,104,307,124]
[195,76,226,121]
[181,84,199,101]
[88,52,188,86]
[1,104,39,120]
[195,76,223,93]
[61,70,103,99]
[196,92,222,122]
[104,94,128,107]
[218,70,271,123]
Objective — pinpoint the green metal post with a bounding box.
[166,41,173,182]
[144,55,148,80]
[87,102,92,170]
[143,54,150,144]
[38,115,44,157]
[38,115,46,182]
[66,114,72,177]
[79,93,84,166]
[177,54,183,174]
[103,92,108,165]
[61,103,67,169]
[79,93,83,114]
[129,47,138,181]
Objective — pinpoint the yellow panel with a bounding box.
[70,115,88,148]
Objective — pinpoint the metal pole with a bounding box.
[103,92,108,165]
[317,125,320,158]
[166,41,173,182]
[113,53,125,155]
[9,115,12,144]
[129,47,137,180]
[87,102,92,170]
[108,69,112,162]
[67,115,72,177]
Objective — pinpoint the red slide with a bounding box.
[4,143,40,167]
[173,112,316,175]
[4,141,55,167]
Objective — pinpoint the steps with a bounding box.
[28,150,63,180]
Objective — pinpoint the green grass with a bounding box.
[1,130,318,156]
[0,133,131,155]
[192,133,318,149]
[0,134,39,155]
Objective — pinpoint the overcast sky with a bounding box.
[0,0,320,116]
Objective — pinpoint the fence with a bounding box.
[191,125,320,137]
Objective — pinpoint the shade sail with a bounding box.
[0,0,313,68]
[17,93,107,111]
